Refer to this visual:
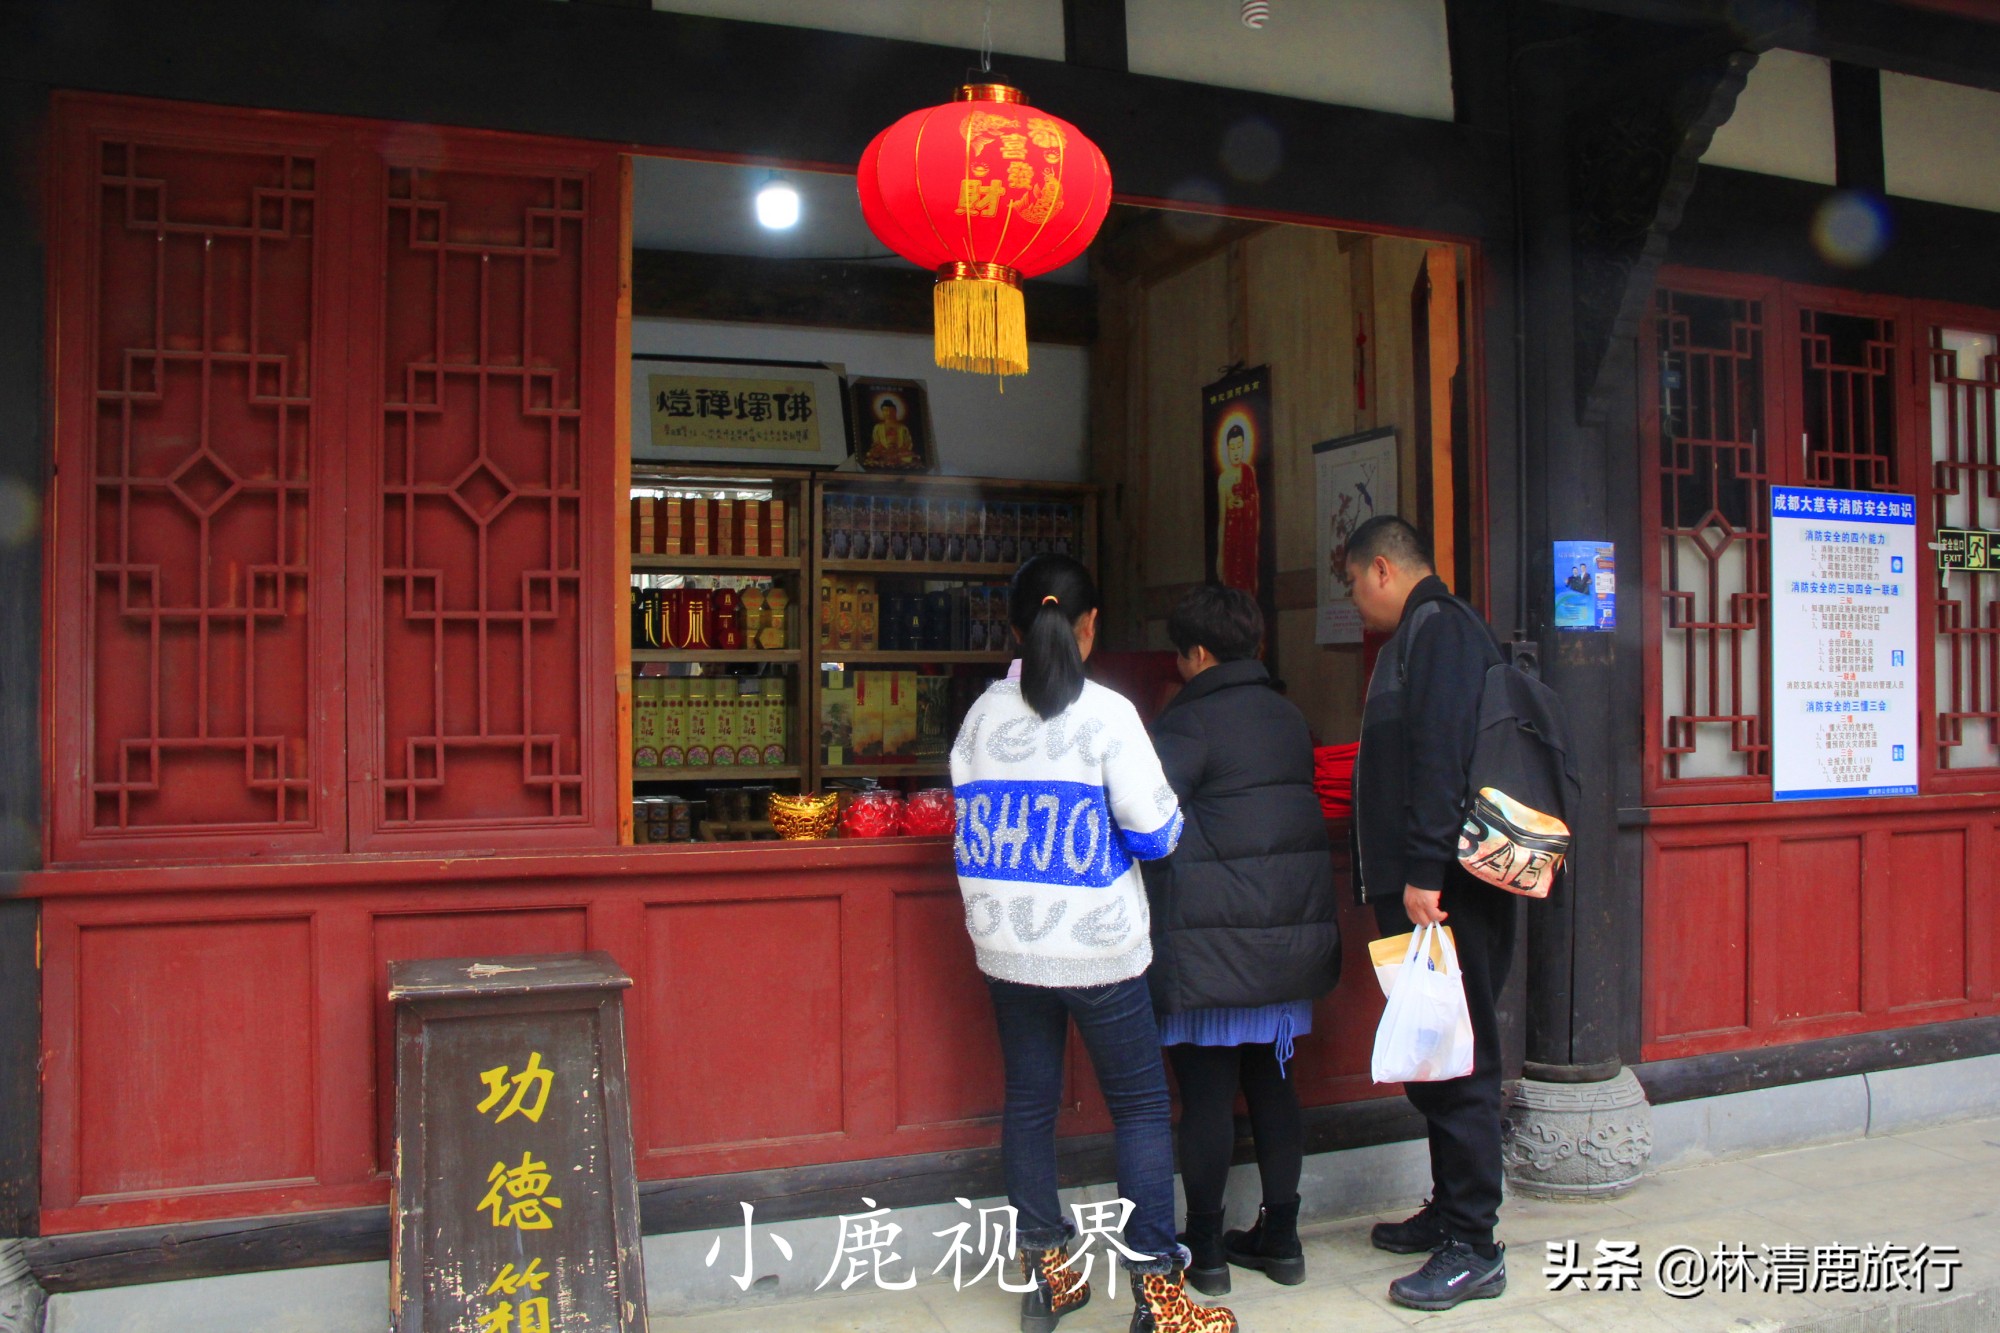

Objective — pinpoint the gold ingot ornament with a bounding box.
[767,789,839,839]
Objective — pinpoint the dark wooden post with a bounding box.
[389,951,648,1333]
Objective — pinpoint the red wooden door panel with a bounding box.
[349,142,621,851]
[48,99,352,861]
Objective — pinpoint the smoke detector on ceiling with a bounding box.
[1241,1,1270,28]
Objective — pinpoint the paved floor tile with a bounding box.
[660,1117,2000,1331]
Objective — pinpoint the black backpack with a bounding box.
[1397,598,1583,898]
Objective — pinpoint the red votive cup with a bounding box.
[901,788,956,837]
[840,788,905,838]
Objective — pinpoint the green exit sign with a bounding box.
[1936,527,2000,571]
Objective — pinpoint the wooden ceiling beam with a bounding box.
[630,248,1098,345]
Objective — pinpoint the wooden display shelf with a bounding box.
[824,650,1011,666]
[818,559,1019,579]
[633,766,804,782]
[822,762,951,779]
[630,648,802,664]
[819,474,1097,496]
[630,553,799,573]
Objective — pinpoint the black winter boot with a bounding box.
[1017,1241,1090,1333]
[1176,1208,1230,1296]
[1221,1195,1305,1285]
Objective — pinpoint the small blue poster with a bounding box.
[1553,540,1616,631]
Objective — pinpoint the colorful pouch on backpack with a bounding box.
[1457,787,1568,898]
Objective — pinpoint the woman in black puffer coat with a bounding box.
[1142,585,1340,1296]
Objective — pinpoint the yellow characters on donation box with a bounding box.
[388,953,649,1333]
[1202,366,1277,630]
[849,377,937,473]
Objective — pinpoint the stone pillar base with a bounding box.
[1502,1066,1654,1199]
[0,1239,43,1333]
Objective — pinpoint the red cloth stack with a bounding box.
[1313,743,1359,822]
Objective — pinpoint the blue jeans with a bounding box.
[986,974,1179,1273]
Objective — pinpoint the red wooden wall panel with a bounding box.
[893,890,1004,1129]
[1642,805,1999,1060]
[1645,842,1751,1043]
[1882,829,1968,1009]
[33,840,1403,1233]
[76,919,316,1199]
[641,897,846,1154]
[1770,837,1862,1022]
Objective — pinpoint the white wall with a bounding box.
[652,0,1453,122]
[1884,72,2000,214]
[632,317,1090,482]
[1125,0,1452,121]
[648,0,1065,61]
[1701,49,1836,185]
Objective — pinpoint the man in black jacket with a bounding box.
[1142,585,1339,1296]
[1344,516,1514,1312]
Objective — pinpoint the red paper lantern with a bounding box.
[857,82,1112,379]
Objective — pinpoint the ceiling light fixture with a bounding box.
[754,178,801,230]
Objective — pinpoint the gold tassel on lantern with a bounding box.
[934,261,1028,380]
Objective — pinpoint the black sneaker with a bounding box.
[1369,1199,1447,1254]
[1388,1240,1506,1311]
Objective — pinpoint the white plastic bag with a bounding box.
[1368,926,1455,999]
[1370,923,1475,1083]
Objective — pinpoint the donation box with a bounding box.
[388,951,648,1332]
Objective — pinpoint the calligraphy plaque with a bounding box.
[630,356,850,467]
[389,951,647,1332]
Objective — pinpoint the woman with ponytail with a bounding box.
[950,554,1236,1333]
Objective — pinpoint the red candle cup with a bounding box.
[901,788,956,837]
[840,789,905,839]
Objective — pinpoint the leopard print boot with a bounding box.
[1128,1263,1238,1333]
[1018,1242,1090,1333]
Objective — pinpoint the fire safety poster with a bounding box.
[1769,486,1919,801]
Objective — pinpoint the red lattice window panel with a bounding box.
[352,146,618,848]
[1640,273,1992,805]
[48,102,351,860]
[48,97,622,863]
[1797,306,1900,492]
[1643,283,1773,796]
[1927,321,2000,774]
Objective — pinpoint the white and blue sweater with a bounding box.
[950,669,1184,988]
